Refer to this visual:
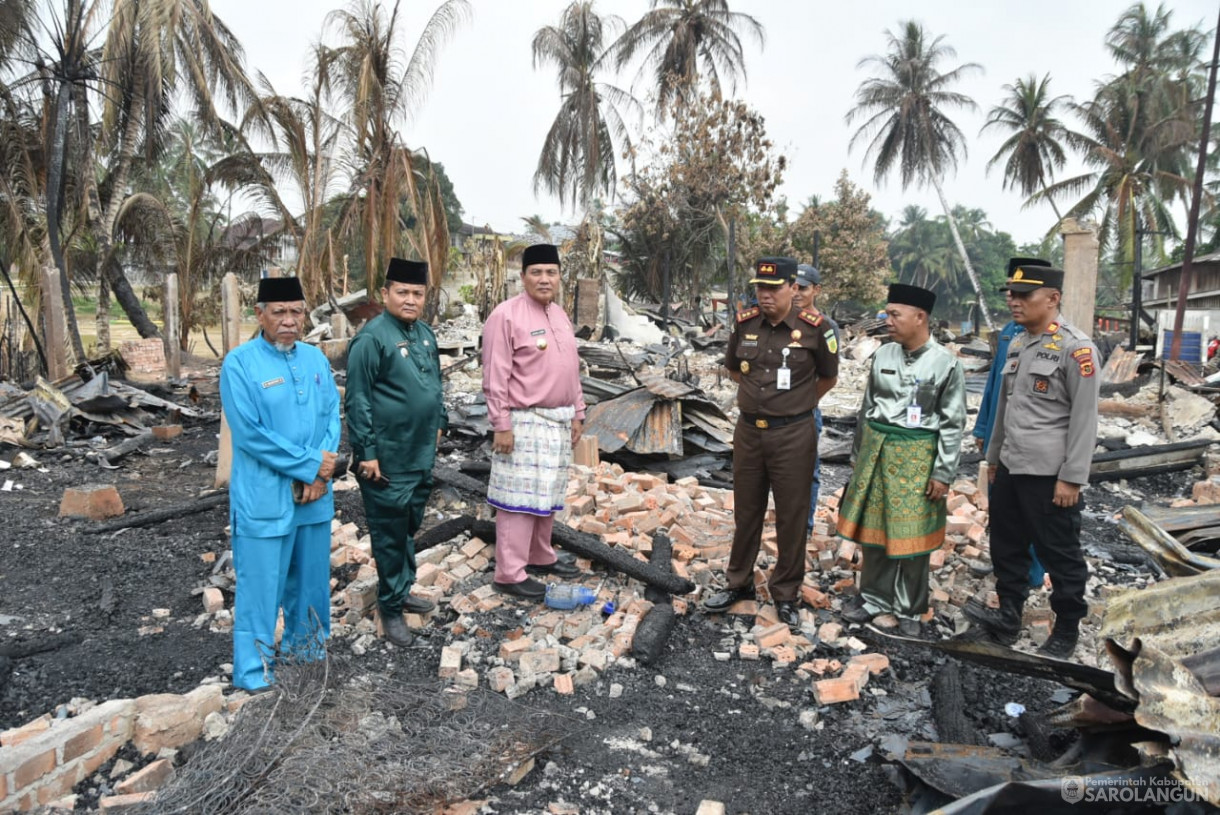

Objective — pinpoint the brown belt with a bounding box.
[739,410,813,430]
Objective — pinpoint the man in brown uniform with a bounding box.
[704,257,839,629]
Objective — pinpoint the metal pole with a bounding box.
[1131,220,1142,350]
[1169,4,1220,361]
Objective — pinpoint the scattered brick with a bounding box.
[812,676,860,705]
[487,667,514,692]
[553,673,575,695]
[738,643,760,661]
[151,424,182,440]
[59,484,125,520]
[114,758,174,795]
[201,587,224,614]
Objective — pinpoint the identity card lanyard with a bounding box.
[906,377,922,427]
[777,348,792,390]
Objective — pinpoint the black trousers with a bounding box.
[988,464,1088,621]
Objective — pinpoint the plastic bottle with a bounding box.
[544,583,597,610]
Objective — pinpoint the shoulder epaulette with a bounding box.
[798,310,824,327]
[737,306,759,323]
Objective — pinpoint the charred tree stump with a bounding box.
[932,662,978,745]
[470,520,695,597]
[634,529,679,665]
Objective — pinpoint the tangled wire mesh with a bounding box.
[133,634,582,814]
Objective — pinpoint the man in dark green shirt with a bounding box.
[345,258,446,647]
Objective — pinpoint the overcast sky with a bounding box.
[210,0,1216,248]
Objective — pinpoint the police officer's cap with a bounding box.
[751,257,797,286]
[793,264,821,286]
[257,276,305,303]
[1001,257,1063,293]
[385,257,429,286]
[887,283,936,314]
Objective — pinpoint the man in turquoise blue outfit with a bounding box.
[220,276,341,691]
[345,258,446,647]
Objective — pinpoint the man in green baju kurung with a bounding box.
[345,258,446,647]
[837,284,967,637]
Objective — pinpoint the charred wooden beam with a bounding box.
[1089,439,1211,483]
[470,519,695,597]
[634,530,679,665]
[86,491,227,533]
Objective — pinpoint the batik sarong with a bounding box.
[486,406,575,516]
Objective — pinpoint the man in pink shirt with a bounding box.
[482,244,585,598]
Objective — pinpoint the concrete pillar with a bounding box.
[1060,218,1100,337]
[331,310,349,338]
[220,273,242,355]
[163,273,181,379]
[42,265,69,379]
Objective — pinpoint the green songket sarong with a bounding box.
[836,421,946,558]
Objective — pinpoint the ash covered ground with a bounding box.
[0,380,1193,814]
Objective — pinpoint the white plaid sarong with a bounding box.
[487,406,575,516]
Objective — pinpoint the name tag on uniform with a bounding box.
[262,377,285,389]
[776,368,791,390]
[530,329,546,336]
[906,405,923,427]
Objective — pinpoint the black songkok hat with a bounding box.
[257,276,305,303]
[750,256,797,286]
[522,243,561,270]
[887,283,937,315]
[1001,257,1064,293]
[385,257,429,286]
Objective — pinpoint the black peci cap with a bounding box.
[522,243,561,270]
[887,283,936,314]
[386,257,429,286]
[257,276,305,303]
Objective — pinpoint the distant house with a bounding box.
[451,222,502,259]
[1139,251,1220,358]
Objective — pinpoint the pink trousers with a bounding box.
[494,509,558,583]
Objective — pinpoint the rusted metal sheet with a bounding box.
[1101,568,1220,674]
[634,398,683,455]
[637,371,698,400]
[1118,505,1220,576]
[1101,347,1143,384]
[583,388,657,453]
[1161,358,1206,386]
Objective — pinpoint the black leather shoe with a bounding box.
[775,600,801,630]
[554,550,577,566]
[898,617,923,638]
[702,585,755,613]
[403,594,436,614]
[526,558,582,578]
[493,577,547,599]
[840,596,874,624]
[381,611,415,647]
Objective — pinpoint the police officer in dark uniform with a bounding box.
[966,263,1099,659]
[704,257,839,630]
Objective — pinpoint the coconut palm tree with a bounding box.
[982,74,1071,224]
[532,1,638,210]
[324,0,469,299]
[607,0,764,115]
[847,20,993,328]
[1043,3,1203,276]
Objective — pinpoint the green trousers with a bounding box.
[360,469,432,614]
[858,545,931,620]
